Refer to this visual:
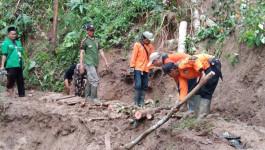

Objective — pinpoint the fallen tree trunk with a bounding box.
[121,71,215,150]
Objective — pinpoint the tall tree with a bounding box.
[51,0,59,55]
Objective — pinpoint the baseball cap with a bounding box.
[147,52,160,66]
[86,24,95,30]
[162,62,178,77]
[143,31,154,41]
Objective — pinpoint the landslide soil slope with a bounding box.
[0,90,265,150]
[1,0,265,149]
[0,46,265,150]
[212,37,265,127]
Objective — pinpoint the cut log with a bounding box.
[178,21,187,53]
[134,109,147,120]
[134,106,171,120]
[121,71,215,150]
[146,107,171,120]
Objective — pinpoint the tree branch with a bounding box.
[121,71,215,150]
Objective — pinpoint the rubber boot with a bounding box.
[90,86,101,103]
[134,89,141,106]
[197,98,211,119]
[139,90,145,106]
[187,96,195,113]
[194,95,202,118]
[85,84,91,100]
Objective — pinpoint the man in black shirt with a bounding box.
[64,64,77,95]
[64,64,87,96]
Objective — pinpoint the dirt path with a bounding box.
[1,91,265,150]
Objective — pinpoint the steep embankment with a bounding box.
[212,36,265,127]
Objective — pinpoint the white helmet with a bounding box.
[147,52,160,66]
[143,31,154,41]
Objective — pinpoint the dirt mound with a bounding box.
[212,37,265,127]
[1,91,265,150]
[97,49,179,105]
[1,41,265,149]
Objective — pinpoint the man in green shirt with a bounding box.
[0,27,25,99]
[79,24,109,103]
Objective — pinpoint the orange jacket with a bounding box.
[163,53,190,64]
[174,54,214,100]
[130,42,154,72]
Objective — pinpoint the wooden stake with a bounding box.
[178,21,187,53]
[105,131,112,150]
[121,71,215,150]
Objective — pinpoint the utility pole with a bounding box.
[51,0,59,55]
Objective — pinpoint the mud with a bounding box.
[212,37,265,127]
[1,45,265,150]
[1,91,265,150]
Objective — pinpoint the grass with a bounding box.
[166,143,176,150]
[0,98,10,120]
[172,118,215,132]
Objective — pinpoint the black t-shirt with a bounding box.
[64,64,77,80]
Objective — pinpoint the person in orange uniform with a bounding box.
[147,52,190,67]
[130,31,154,106]
[147,52,197,113]
[162,54,222,118]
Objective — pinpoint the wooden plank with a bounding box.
[105,131,111,150]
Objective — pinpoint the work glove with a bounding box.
[130,67,135,75]
[150,69,155,78]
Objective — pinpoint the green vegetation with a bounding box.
[0,0,264,91]
[0,98,10,120]
[239,0,265,47]
[185,0,265,66]
[0,0,164,91]
[172,118,214,131]
[186,0,238,57]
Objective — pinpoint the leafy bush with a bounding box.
[239,0,265,47]
[0,0,164,91]
[186,0,237,57]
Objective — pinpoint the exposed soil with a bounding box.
[1,0,265,149]
[1,43,265,150]
[1,89,265,150]
[212,37,265,127]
